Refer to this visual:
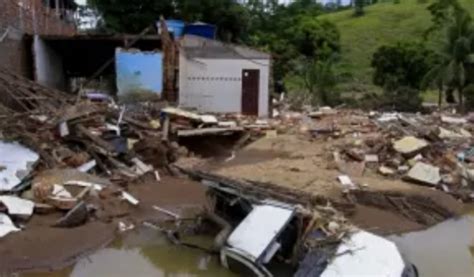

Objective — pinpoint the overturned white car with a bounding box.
[220,203,417,277]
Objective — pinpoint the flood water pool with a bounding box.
[21,210,474,277]
[22,226,236,277]
[389,208,474,277]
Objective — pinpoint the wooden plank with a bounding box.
[177,127,244,137]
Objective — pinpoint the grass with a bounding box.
[320,0,474,85]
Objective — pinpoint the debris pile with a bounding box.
[0,71,184,238]
[331,111,474,202]
[0,69,283,242]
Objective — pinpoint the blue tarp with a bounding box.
[184,23,216,39]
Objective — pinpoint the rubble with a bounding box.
[406,162,441,186]
[441,116,467,125]
[0,141,40,191]
[0,67,471,275]
[393,136,428,156]
[0,196,34,219]
[378,166,396,176]
[53,201,88,228]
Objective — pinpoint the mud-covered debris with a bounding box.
[378,166,396,176]
[438,127,471,139]
[53,201,88,228]
[364,155,379,163]
[393,136,428,156]
[406,162,441,186]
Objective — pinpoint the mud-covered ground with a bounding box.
[179,133,465,235]
[0,177,207,273]
[1,131,468,273]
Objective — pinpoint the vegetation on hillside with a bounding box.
[320,0,474,84]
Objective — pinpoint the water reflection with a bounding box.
[390,211,474,277]
[72,227,235,277]
[23,227,236,277]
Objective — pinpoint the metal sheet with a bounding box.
[321,231,405,277]
[226,204,295,262]
[0,141,39,191]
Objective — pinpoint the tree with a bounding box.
[372,42,437,111]
[354,0,365,16]
[298,55,340,106]
[289,16,341,60]
[372,42,437,90]
[88,0,176,33]
[423,8,474,110]
[88,0,249,41]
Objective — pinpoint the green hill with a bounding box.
[320,0,474,86]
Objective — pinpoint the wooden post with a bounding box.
[160,17,178,103]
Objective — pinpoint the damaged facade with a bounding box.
[0,0,76,77]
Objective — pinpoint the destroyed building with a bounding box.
[2,9,272,117]
[0,0,76,77]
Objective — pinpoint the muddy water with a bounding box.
[22,227,236,277]
[389,208,474,277]
[21,210,474,277]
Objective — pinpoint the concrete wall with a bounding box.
[179,54,270,117]
[116,48,163,96]
[33,35,65,90]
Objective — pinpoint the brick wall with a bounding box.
[0,0,76,76]
[0,0,76,35]
[0,37,32,77]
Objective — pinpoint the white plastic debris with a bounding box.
[63,180,139,205]
[118,221,135,232]
[76,160,97,173]
[200,115,218,124]
[337,175,356,190]
[377,113,399,122]
[218,121,238,128]
[0,213,20,238]
[441,116,467,125]
[0,196,34,219]
[122,191,139,206]
[364,155,379,163]
[379,166,396,176]
[154,170,161,182]
[131,158,153,175]
[64,180,104,191]
[52,184,73,198]
[0,141,40,191]
[59,121,70,137]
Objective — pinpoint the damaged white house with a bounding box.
[178,35,271,117]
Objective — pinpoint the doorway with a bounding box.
[241,69,260,116]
